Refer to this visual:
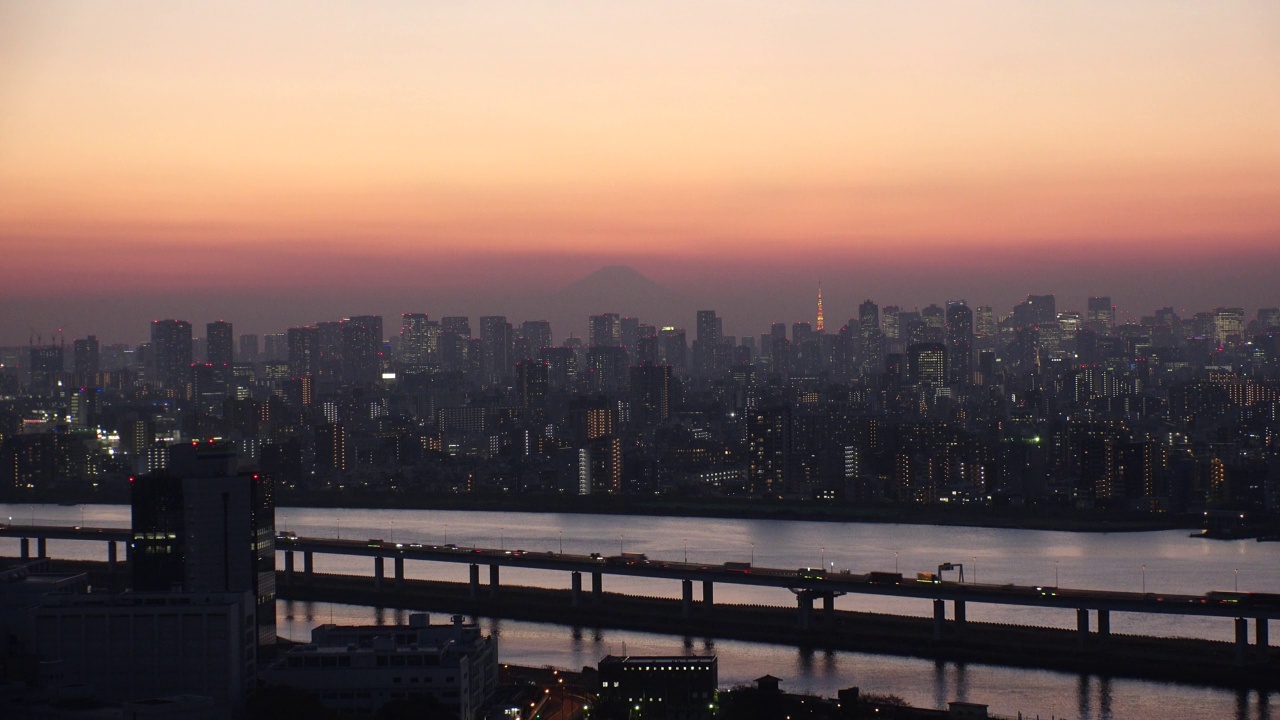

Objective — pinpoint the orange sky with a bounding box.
[2,2,1279,342]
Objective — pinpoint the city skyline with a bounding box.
[3,2,1279,345]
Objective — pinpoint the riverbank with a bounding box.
[4,488,1215,533]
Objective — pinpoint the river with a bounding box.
[4,503,1276,720]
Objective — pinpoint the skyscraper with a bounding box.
[287,326,317,378]
[479,316,513,383]
[72,335,99,380]
[399,313,436,371]
[907,342,947,386]
[342,315,383,384]
[1087,297,1114,328]
[238,334,259,364]
[588,313,621,348]
[815,286,825,332]
[521,320,553,352]
[945,301,973,386]
[206,321,233,368]
[131,441,275,648]
[151,319,193,389]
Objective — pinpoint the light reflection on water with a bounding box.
[5,503,1277,720]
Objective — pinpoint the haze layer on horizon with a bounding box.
[2,2,1278,344]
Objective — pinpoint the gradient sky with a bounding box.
[2,2,1279,344]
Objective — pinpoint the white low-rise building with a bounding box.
[264,613,497,720]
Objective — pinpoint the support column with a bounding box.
[933,599,945,640]
[953,600,966,626]
[469,564,480,598]
[679,580,693,619]
[283,550,294,583]
[394,557,405,588]
[702,580,714,615]
[823,593,836,624]
[591,572,603,604]
[304,551,314,578]
[1256,618,1269,652]
[1096,609,1110,645]
[374,556,384,591]
[797,592,814,631]
[571,572,583,608]
[489,564,500,598]
[36,537,46,558]
[108,541,119,569]
[1077,608,1090,647]
[19,538,28,560]
[1235,618,1249,666]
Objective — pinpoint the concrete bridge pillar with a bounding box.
[19,538,29,560]
[933,599,945,640]
[283,550,294,583]
[1236,618,1249,666]
[108,541,118,569]
[592,572,603,604]
[304,551,314,578]
[374,556,384,591]
[797,592,815,631]
[953,599,966,626]
[37,537,47,558]
[1096,609,1110,644]
[394,556,405,588]
[571,572,583,607]
[469,564,480,598]
[1256,618,1269,652]
[823,593,835,624]
[489,564,500,598]
[702,580,714,615]
[1077,608,1090,647]
[682,580,694,619]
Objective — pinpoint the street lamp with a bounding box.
[683,539,688,563]
[1141,565,1146,594]
[620,534,624,554]
[894,552,899,573]
[751,542,755,565]
[1235,568,1239,592]
[559,531,563,554]
[820,547,825,568]
[1054,560,1059,588]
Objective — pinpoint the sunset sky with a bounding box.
[2,2,1278,344]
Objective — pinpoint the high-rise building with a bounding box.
[1014,295,1056,327]
[881,306,901,340]
[588,313,621,348]
[206,321,233,367]
[479,316,513,383]
[1213,308,1245,343]
[515,360,549,412]
[630,364,673,426]
[262,333,287,362]
[287,326,317,378]
[341,315,383,384]
[620,316,641,350]
[398,313,436,371]
[747,404,791,496]
[130,441,275,648]
[151,319,193,389]
[442,316,471,337]
[975,306,995,339]
[72,335,99,380]
[945,301,973,386]
[1087,296,1114,328]
[521,320,553,352]
[696,310,722,347]
[858,300,879,338]
[907,342,947,386]
[238,334,259,363]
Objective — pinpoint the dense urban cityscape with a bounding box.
[4,289,1279,526]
